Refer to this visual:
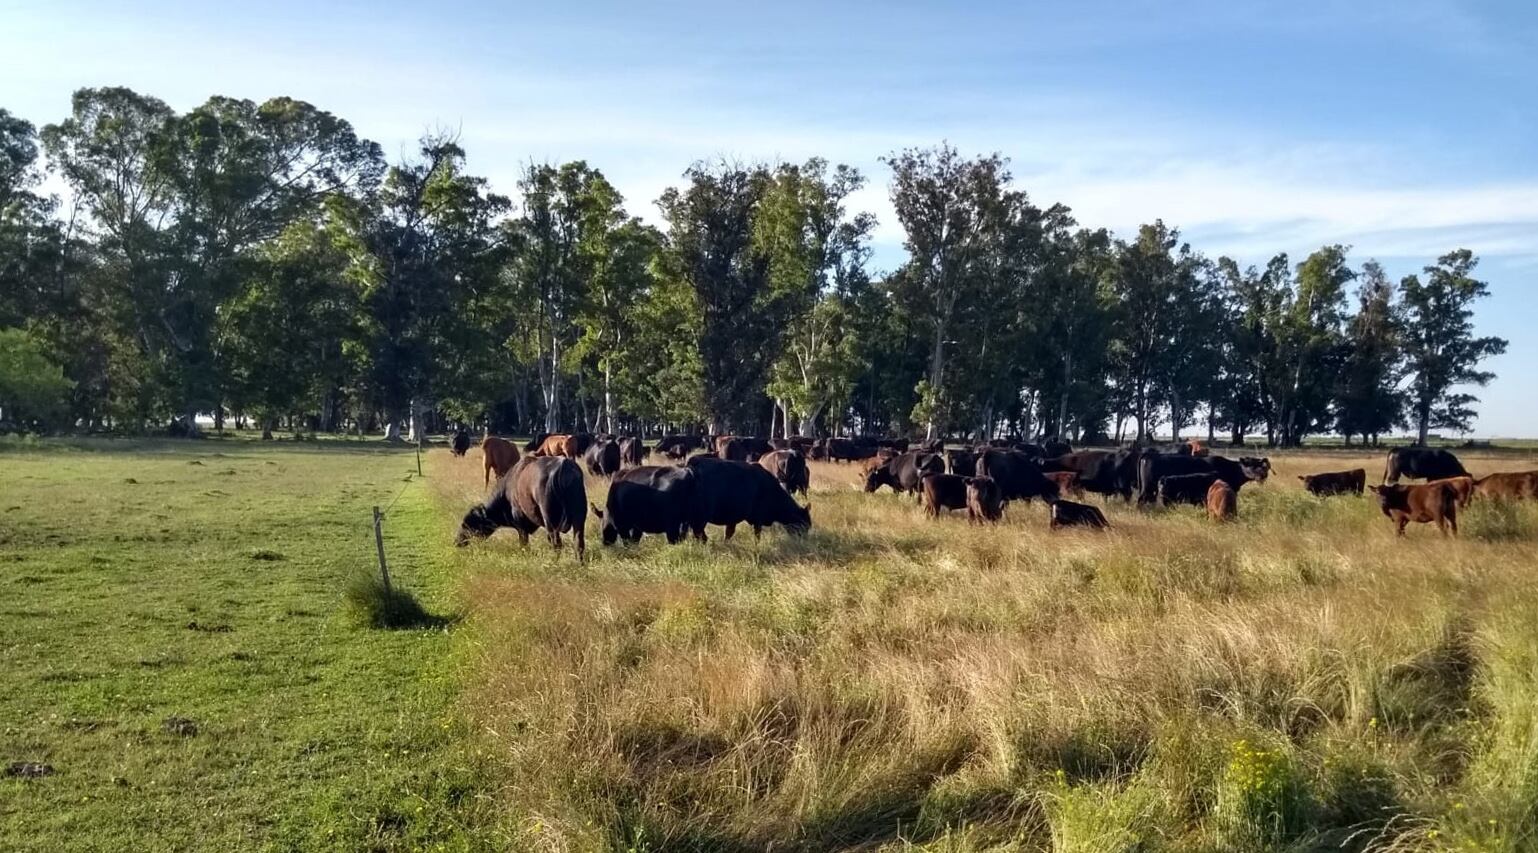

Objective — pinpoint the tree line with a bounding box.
[0,88,1509,446]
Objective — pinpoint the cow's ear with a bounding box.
[1297,475,1306,481]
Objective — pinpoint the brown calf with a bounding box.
[1043,470,1083,498]
[481,436,521,487]
[1207,480,1236,522]
[920,473,969,517]
[1369,483,1458,537]
[965,476,1004,523]
[1474,470,1538,501]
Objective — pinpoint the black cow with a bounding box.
[918,438,945,454]
[920,473,969,517]
[1383,447,1468,484]
[1041,450,1140,501]
[583,439,622,478]
[1050,500,1110,530]
[1299,468,1367,497]
[865,450,945,496]
[450,428,472,457]
[456,456,587,560]
[818,437,876,463]
[1137,451,1270,505]
[975,448,1061,505]
[1157,472,1221,507]
[686,456,811,540]
[876,438,911,453]
[758,449,810,496]
[656,434,703,460]
[618,436,651,468]
[945,448,977,477]
[1040,438,1072,458]
[593,465,695,545]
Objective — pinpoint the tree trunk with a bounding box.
[1056,353,1072,443]
[603,363,615,435]
[925,323,946,440]
[1416,401,1431,445]
[1169,388,1183,442]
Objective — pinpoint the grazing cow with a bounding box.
[1187,439,1209,457]
[583,439,622,478]
[457,456,587,560]
[1158,472,1221,507]
[530,433,575,458]
[965,476,1004,523]
[1207,480,1236,521]
[1050,500,1110,530]
[656,434,703,460]
[1369,483,1459,537]
[738,437,774,462]
[975,449,1061,505]
[1299,469,1367,497]
[1429,476,1476,509]
[481,436,521,487]
[920,473,969,517]
[450,429,472,457]
[1041,450,1140,501]
[618,436,650,468]
[945,448,977,477]
[1384,447,1467,484]
[758,449,810,496]
[865,451,945,496]
[686,456,811,540]
[1474,471,1538,501]
[593,465,696,545]
[716,436,750,462]
[859,448,898,477]
[1136,451,1270,505]
[1044,470,1083,498]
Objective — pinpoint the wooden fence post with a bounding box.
[372,505,392,594]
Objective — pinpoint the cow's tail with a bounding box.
[1439,481,1458,519]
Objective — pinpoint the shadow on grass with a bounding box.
[344,574,456,630]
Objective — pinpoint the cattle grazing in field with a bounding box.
[976,448,1061,505]
[480,436,521,487]
[1429,476,1475,509]
[1136,451,1269,505]
[1370,482,1459,537]
[457,456,587,560]
[1383,447,1467,484]
[619,436,650,468]
[1043,470,1083,498]
[945,448,977,477]
[715,435,770,462]
[451,428,472,457]
[583,439,622,478]
[818,437,876,463]
[529,433,595,459]
[920,473,969,517]
[1475,471,1538,501]
[864,450,945,496]
[656,434,703,460]
[1299,468,1367,497]
[1050,500,1110,530]
[1207,480,1236,521]
[1157,472,1221,507]
[1041,450,1140,502]
[593,465,696,545]
[685,456,811,540]
[965,476,1004,523]
[758,449,810,496]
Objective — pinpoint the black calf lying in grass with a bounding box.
[1050,499,1110,530]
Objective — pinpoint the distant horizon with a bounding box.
[3,1,1532,436]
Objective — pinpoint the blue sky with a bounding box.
[3,0,1533,435]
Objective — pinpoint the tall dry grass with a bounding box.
[431,448,1538,852]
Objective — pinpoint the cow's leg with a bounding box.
[724,523,737,540]
[752,525,762,540]
[517,530,530,547]
[1396,517,1408,537]
[575,527,586,562]
[1449,511,1458,538]
[548,529,562,550]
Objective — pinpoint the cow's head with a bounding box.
[783,501,812,535]
[455,505,498,546]
[1240,457,1271,482]
[591,504,621,546]
[1368,484,1405,515]
[863,467,887,493]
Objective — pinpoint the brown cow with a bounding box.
[457,456,587,560]
[531,433,570,457]
[1475,470,1538,500]
[966,476,1003,524]
[1298,468,1366,497]
[920,473,969,517]
[481,436,521,487]
[1369,483,1458,537]
[1207,479,1236,522]
[1428,476,1475,509]
[1188,439,1209,457]
[758,450,810,496]
[1044,470,1083,498]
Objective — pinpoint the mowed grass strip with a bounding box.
[0,438,502,851]
[433,447,1538,852]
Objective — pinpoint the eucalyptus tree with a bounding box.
[1398,250,1507,443]
[1334,261,1404,446]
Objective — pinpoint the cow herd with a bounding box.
[447,430,1538,559]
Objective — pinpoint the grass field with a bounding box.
[7,438,1538,851]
